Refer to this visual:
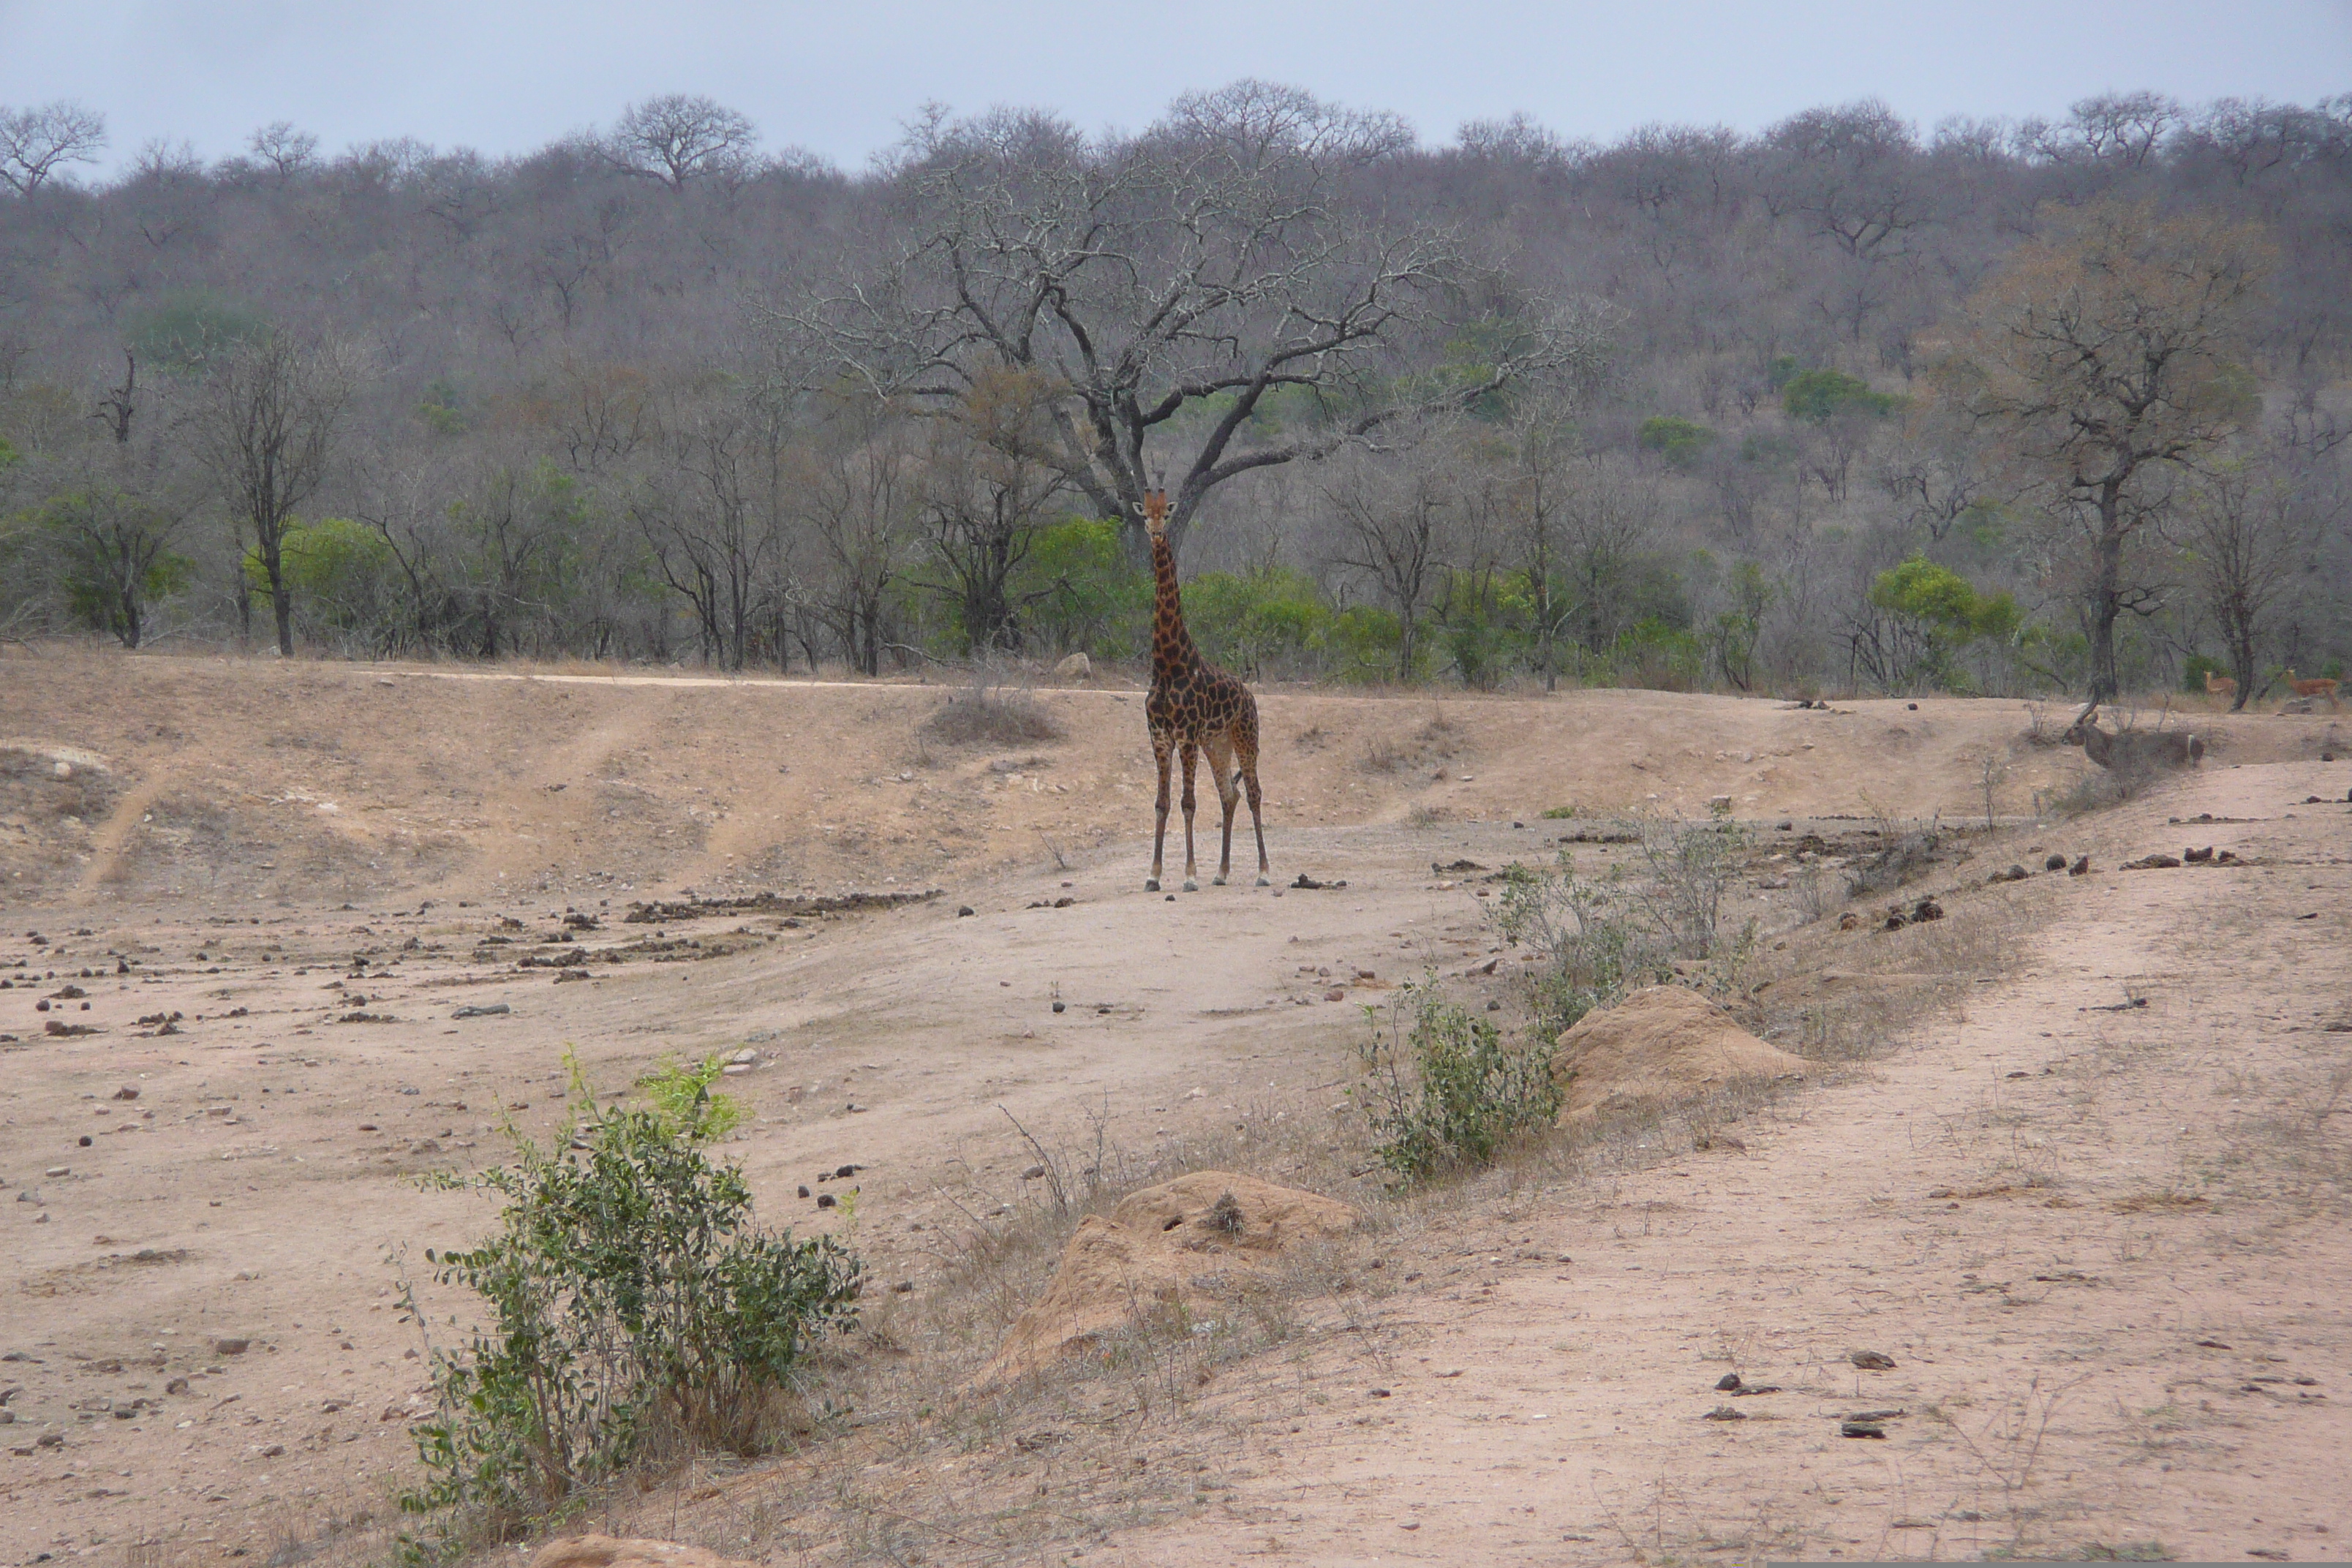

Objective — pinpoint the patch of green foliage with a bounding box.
[1779,368,1904,423]
[635,1053,747,1142]
[1353,980,1562,1185]
[1185,565,1331,677]
[2182,652,2231,694]
[396,1061,859,1550]
[1636,415,1719,468]
[126,290,268,374]
[1539,804,1578,820]
[1868,554,2023,690]
[1019,516,1150,660]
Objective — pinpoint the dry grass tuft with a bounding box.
[921,679,1066,747]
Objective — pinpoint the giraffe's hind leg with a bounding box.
[1205,734,1240,885]
[1178,739,1202,892]
[1146,730,1173,892]
[1236,715,1270,885]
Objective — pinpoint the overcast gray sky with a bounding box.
[3,0,2346,176]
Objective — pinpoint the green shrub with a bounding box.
[1636,415,1719,468]
[2182,652,2231,695]
[399,1092,860,1544]
[1779,368,1903,423]
[1018,516,1150,660]
[636,1053,747,1142]
[1539,804,1578,821]
[1353,980,1562,1184]
[1184,566,1331,677]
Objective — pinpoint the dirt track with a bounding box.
[1,649,2346,1565]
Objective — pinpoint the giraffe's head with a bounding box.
[1141,489,1169,540]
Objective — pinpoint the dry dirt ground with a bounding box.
[0,647,2345,1567]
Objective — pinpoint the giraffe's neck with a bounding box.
[1150,529,1202,684]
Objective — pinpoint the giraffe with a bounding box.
[1140,490,1269,892]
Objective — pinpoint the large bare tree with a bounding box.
[198,333,353,655]
[780,82,1611,562]
[1942,200,2266,703]
[0,100,107,197]
[2178,437,2313,708]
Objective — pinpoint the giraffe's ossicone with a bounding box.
[1138,489,1270,892]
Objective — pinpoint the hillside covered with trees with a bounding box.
[1,84,2345,703]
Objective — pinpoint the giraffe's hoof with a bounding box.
[1144,878,1160,893]
[1211,875,1226,886]
[1255,875,1270,887]
[1183,878,1199,893]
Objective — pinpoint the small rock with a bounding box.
[1051,1000,1066,1013]
[43,1166,67,1178]
[1927,1186,1954,1199]
[78,1135,91,1147]
[1911,897,1943,921]
[1368,1387,1392,1398]
[1849,1349,1896,1370]
[1840,1421,1886,1439]
[2069,855,2090,876]
[212,1338,249,1357]
[1022,1164,1048,1180]
[165,1377,189,1395]
[112,1086,138,1101]
[1716,1373,1743,1391]
[2045,853,2068,871]
[36,1432,62,1448]
[835,1164,862,1177]
[816,1194,836,1209]
[1881,911,1907,932]
[892,1281,914,1293]
[1703,1405,1747,1421]
[1839,912,1861,931]
[451,1004,510,1019]
[260,1442,284,1457]
[957,905,975,917]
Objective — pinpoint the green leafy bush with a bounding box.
[1636,415,1719,468]
[1184,565,1331,677]
[1779,368,1904,423]
[399,1096,860,1543]
[636,1053,747,1142]
[1354,981,1561,1184]
[2182,652,2231,695]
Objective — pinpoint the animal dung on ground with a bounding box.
[1550,987,1809,1123]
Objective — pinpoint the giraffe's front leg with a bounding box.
[1178,740,1202,892]
[1147,731,1172,892]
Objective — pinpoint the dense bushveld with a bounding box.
[1,85,2345,703]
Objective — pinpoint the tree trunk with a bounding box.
[2086,492,2125,706]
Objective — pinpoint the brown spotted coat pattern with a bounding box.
[1141,491,1269,890]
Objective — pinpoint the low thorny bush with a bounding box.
[1353,980,1563,1184]
[1489,807,1757,1039]
[921,676,1065,746]
[395,1063,862,1552]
